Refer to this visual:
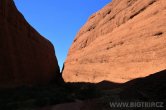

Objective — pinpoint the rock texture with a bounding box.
[0,0,60,87]
[63,0,166,83]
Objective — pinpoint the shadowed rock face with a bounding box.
[63,0,166,83]
[0,0,60,87]
[36,70,166,110]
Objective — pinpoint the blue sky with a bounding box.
[14,0,111,70]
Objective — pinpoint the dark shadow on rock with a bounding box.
[120,69,166,102]
[0,70,166,110]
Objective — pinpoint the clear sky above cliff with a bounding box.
[14,0,111,70]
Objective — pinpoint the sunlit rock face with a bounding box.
[0,0,60,87]
[63,0,166,83]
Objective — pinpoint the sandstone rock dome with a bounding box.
[0,0,60,87]
[63,0,166,83]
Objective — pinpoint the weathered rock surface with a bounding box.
[0,0,60,87]
[63,0,166,83]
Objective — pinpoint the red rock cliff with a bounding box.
[0,0,60,87]
[62,0,166,83]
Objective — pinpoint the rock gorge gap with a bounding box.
[0,0,166,110]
